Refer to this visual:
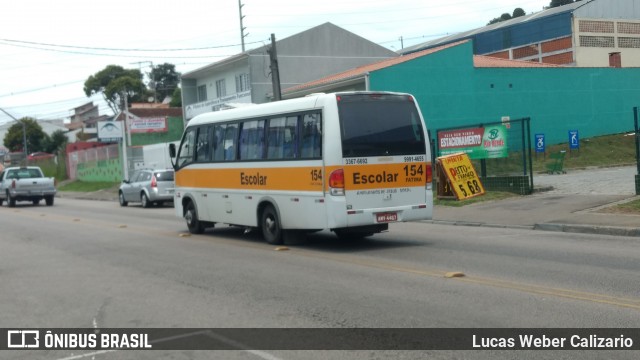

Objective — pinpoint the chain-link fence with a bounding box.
[434,118,533,195]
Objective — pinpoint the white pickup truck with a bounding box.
[0,166,57,207]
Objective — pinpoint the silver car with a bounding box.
[118,169,174,208]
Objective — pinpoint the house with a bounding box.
[180,22,398,122]
[400,0,640,67]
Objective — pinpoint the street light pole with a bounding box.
[0,107,28,164]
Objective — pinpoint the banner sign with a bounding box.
[437,152,485,200]
[438,125,508,159]
[130,117,168,133]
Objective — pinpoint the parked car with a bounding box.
[119,169,174,208]
[0,166,57,207]
[27,152,55,161]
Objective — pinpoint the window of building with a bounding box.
[619,37,640,48]
[235,73,250,92]
[197,85,207,102]
[579,36,615,48]
[579,20,614,33]
[618,22,640,35]
[216,79,226,98]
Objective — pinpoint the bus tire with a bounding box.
[261,205,283,245]
[185,200,205,234]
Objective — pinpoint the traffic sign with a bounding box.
[569,130,579,150]
[535,134,545,153]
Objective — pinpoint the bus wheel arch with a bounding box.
[258,201,283,245]
[183,197,205,234]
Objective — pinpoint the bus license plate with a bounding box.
[376,212,397,223]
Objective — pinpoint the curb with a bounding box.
[534,223,640,237]
[426,220,640,238]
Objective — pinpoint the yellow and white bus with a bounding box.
[170,92,432,244]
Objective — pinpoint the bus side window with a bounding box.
[212,125,226,161]
[195,126,211,163]
[239,120,265,160]
[301,113,321,158]
[177,128,196,168]
[224,124,238,161]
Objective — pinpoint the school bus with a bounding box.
[170,92,432,244]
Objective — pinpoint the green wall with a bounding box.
[371,42,640,145]
[131,116,184,146]
[77,158,123,182]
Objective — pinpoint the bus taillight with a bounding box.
[329,169,345,196]
[425,162,432,189]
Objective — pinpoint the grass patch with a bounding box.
[435,191,517,207]
[58,181,119,192]
[611,198,640,214]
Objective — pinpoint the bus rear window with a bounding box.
[337,94,426,157]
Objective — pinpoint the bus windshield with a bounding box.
[337,94,426,157]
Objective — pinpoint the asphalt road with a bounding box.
[1,198,639,360]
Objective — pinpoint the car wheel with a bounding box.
[119,191,128,207]
[45,196,54,206]
[0,198,3,206]
[7,191,15,208]
[141,193,150,208]
[185,201,204,234]
[33,199,40,206]
[261,205,283,245]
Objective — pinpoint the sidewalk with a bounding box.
[432,165,640,237]
[57,165,640,237]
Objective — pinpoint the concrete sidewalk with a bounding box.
[57,165,640,238]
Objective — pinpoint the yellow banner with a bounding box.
[437,153,485,199]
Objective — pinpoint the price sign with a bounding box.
[437,153,485,200]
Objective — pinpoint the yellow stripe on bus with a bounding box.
[176,167,324,192]
[343,162,427,190]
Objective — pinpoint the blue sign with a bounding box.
[535,134,545,153]
[568,130,579,150]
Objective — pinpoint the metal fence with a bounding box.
[433,117,533,195]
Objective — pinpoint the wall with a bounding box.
[370,41,640,145]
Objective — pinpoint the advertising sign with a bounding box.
[535,134,545,153]
[438,125,508,159]
[97,121,123,142]
[568,130,579,150]
[437,152,485,200]
[130,117,168,133]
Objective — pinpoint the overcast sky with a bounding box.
[0,0,552,124]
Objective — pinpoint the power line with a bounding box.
[0,38,263,52]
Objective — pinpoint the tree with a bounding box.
[148,63,181,103]
[550,0,575,7]
[84,65,147,113]
[3,117,47,153]
[513,8,526,17]
[42,130,68,154]
[169,87,182,107]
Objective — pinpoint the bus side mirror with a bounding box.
[169,143,176,158]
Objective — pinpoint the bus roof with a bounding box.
[186,91,412,128]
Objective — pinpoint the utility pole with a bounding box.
[399,36,404,50]
[238,0,248,52]
[121,91,130,180]
[0,107,28,164]
[267,34,282,101]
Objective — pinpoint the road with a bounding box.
[1,198,639,359]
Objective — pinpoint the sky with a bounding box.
[0,0,553,125]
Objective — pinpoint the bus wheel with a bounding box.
[261,205,283,245]
[185,201,205,234]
